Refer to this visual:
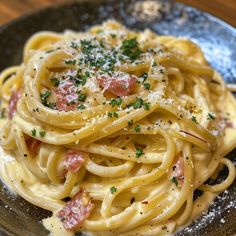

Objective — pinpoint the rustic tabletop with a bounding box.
[0,0,235,27]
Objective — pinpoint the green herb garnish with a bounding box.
[39,131,46,138]
[128,120,133,127]
[78,104,86,110]
[65,59,76,65]
[74,70,90,86]
[107,112,119,118]
[110,34,116,39]
[70,41,78,49]
[134,124,141,133]
[50,78,60,87]
[110,97,122,107]
[31,129,36,137]
[110,186,117,194]
[135,147,143,158]
[152,61,157,67]
[171,177,178,186]
[80,39,96,55]
[128,97,143,109]
[121,38,142,61]
[113,112,119,118]
[207,113,215,120]
[78,94,87,102]
[40,90,52,107]
[143,83,151,90]
[191,116,198,123]
[143,102,150,111]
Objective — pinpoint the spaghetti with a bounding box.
[0,20,235,235]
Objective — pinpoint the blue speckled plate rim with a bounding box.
[0,0,235,39]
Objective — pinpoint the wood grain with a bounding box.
[0,0,235,27]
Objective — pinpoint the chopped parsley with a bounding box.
[70,41,78,49]
[50,78,60,87]
[135,147,144,158]
[107,112,118,118]
[110,97,122,107]
[110,34,116,39]
[40,90,52,107]
[121,38,142,61]
[207,113,215,120]
[74,70,90,86]
[128,97,150,110]
[80,39,96,55]
[39,131,46,138]
[99,40,105,49]
[134,124,141,133]
[78,93,87,102]
[65,59,76,65]
[31,129,36,137]
[110,186,117,194]
[129,97,143,109]
[143,83,151,90]
[171,177,178,186]
[191,116,198,123]
[107,112,113,118]
[78,104,86,110]
[143,102,150,111]
[128,120,133,127]
[152,61,157,67]
[80,39,117,72]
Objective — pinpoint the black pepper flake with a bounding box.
[130,197,135,204]
[161,226,167,231]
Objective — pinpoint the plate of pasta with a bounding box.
[0,0,236,236]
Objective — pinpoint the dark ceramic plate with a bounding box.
[0,0,235,235]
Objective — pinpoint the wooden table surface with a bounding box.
[0,0,235,27]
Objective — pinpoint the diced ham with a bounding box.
[25,138,41,156]
[57,188,94,230]
[64,150,87,173]
[8,90,21,119]
[171,155,184,186]
[53,80,79,111]
[97,75,137,96]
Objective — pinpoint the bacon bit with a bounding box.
[64,150,87,173]
[25,138,41,156]
[57,189,94,230]
[53,80,79,111]
[8,90,21,119]
[141,201,149,204]
[216,114,233,132]
[179,130,207,143]
[171,155,184,187]
[97,75,137,96]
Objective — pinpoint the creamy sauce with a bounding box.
[43,215,74,236]
[0,146,17,194]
